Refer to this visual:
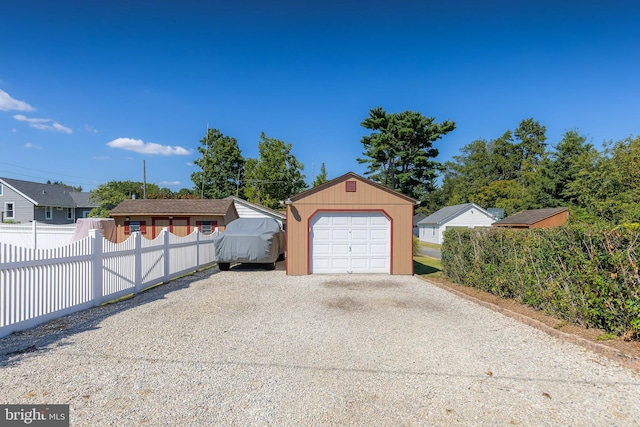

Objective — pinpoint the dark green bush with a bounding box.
[442,225,640,337]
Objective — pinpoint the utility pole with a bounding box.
[143,160,147,199]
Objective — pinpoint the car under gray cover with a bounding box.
[213,217,285,271]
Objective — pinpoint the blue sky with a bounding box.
[1,1,638,192]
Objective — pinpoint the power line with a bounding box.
[0,161,99,188]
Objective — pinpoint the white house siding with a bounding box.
[233,203,284,229]
[419,207,495,245]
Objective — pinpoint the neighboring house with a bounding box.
[413,212,427,236]
[418,203,496,245]
[224,196,286,230]
[0,177,97,224]
[109,199,239,243]
[492,207,569,229]
[285,171,418,275]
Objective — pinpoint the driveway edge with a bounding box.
[417,276,640,372]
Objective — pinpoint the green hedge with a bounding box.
[441,225,640,337]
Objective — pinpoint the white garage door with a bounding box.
[310,212,390,274]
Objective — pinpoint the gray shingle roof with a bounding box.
[109,199,236,216]
[418,203,483,225]
[1,177,94,207]
[492,207,568,226]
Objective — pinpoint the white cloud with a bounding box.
[92,155,110,160]
[13,114,72,134]
[107,137,193,156]
[10,128,17,133]
[85,124,98,133]
[24,142,43,149]
[0,89,35,112]
[159,181,181,186]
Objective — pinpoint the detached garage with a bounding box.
[285,172,417,275]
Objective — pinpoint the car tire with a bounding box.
[264,262,276,271]
[218,263,230,271]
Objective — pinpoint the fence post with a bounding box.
[32,221,37,250]
[163,227,170,283]
[90,229,103,306]
[134,231,143,293]
[196,227,201,270]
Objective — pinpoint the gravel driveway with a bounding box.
[1,268,639,426]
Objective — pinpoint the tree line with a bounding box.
[433,122,640,225]
[85,107,639,226]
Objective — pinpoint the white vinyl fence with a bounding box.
[0,227,218,338]
[0,222,76,249]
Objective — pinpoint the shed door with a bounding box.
[310,212,390,274]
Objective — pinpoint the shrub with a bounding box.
[442,225,640,337]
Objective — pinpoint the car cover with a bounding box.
[213,218,284,263]
[71,218,117,243]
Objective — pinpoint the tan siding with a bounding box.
[531,212,568,228]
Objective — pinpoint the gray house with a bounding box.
[0,177,97,224]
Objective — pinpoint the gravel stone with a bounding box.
[1,268,639,426]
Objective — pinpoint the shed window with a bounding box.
[67,208,73,220]
[124,220,147,235]
[0,183,3,196]
[196,220,218,234]
[4,202,14,219]
[345,181,356,192]
[45,206,52,220]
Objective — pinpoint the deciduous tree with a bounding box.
[89,181,160,217]
[191,128,245,199]
[244,132,307,209]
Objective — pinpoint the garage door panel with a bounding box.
[331,229,349,240]
[310,212,390,274]
[350,244,368,255]
[332,216,349,226]
[331,258,349,269]
[313,229,330,240]
[370,228,388,240]
[313,244,330,255]
[350,258,369,269]
[351,216,369,226]
[370,216,389,226]
[351,229,369,240]
[369,258,388,269]
[370,244,387,254]
[331,244,349,254]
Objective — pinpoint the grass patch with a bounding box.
[414,256,443,277]
[419,241,442,251]
[596,333,617,341]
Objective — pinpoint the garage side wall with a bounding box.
[286,178,414,275]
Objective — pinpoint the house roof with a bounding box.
[109,199,236,216]
[413,212,427,226]
[0,177,94,208]
[224,196,286,220]
[69,192,99,208]
[418,203,493,226]
[289,171,418,204]
[492,207,568,226]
